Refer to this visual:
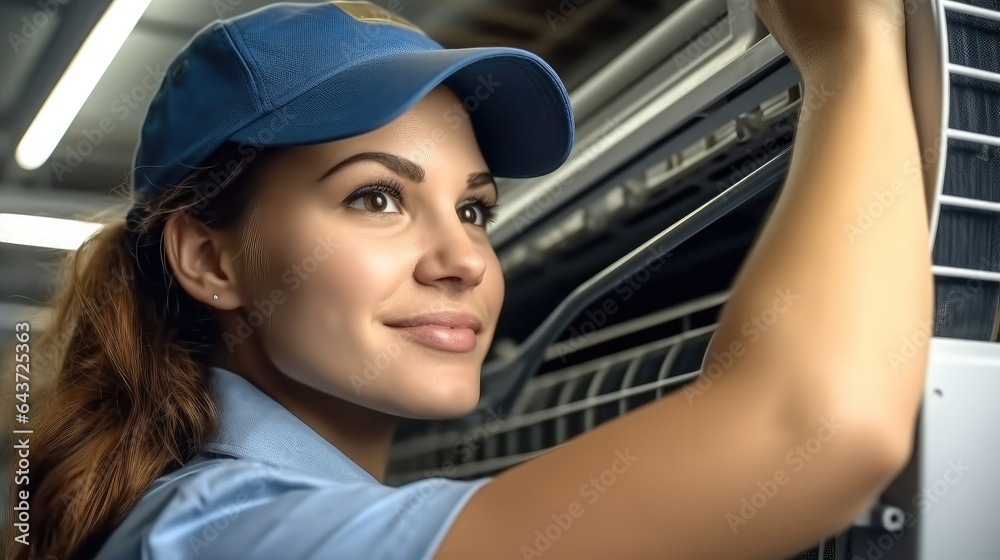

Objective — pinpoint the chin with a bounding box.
[377,374,482,420]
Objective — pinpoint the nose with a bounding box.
[413,209,488,290]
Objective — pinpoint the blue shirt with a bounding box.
[92,366,492,560]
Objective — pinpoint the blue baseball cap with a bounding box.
[130,1,575,202]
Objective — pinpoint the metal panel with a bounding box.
[919,338,1000,559]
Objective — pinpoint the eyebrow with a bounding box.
[318,151,497,196]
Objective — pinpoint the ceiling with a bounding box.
[0,0,686,323]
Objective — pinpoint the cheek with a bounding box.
[261,238,413,389]
[334,248,407,330]
[287,238,410,328]
[485,250,505,312]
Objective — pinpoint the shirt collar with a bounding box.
[200,365,377,484]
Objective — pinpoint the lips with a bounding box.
[384,311,482,332]
[384,311,482,353]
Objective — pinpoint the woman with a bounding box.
[4,0,932,558]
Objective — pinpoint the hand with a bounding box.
[752,0,907,81]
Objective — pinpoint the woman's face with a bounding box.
[230,85,505,419]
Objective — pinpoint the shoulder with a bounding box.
[91,456,285,559]
[92,455,492,560]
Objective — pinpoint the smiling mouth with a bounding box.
[385,324,478,353]
[383,310,482,353]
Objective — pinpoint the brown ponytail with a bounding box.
[2,142,275,560]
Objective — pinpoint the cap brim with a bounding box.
[227,47,575,179]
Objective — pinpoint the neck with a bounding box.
[214,352,398,482]
[279,380,399,482]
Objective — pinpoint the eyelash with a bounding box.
[342,176,501,228]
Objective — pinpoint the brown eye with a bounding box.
[458,200,498,228]
[459,205,482,225]
[346,190,402,214]
[366,192,388,212]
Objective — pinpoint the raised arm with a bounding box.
[437,1,932,558]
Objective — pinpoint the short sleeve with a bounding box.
[93,459,492,560]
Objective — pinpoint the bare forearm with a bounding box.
[706,38,932,440]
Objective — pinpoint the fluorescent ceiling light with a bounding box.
[15,0,153,170]
[0,213,104,251]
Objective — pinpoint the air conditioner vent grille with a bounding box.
[934,0,1000,342]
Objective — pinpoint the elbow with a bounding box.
[790,407,917,540]
[780,372,920,481]
[809,400,918,484]
[781,385,917,480]
[883,410,928,476]
[846,415,915,483]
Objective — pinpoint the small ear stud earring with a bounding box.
[212,294,219,300]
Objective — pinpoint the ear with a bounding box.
[163,213,245,310]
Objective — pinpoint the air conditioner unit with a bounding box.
[388,1,1000,558]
